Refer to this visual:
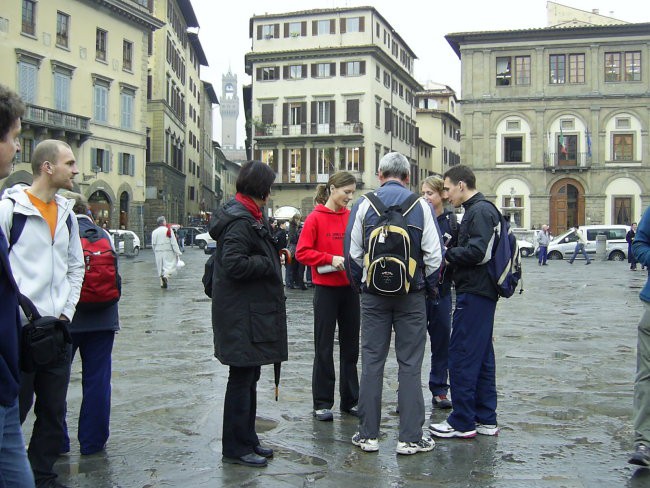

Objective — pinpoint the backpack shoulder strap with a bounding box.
[8,197,26,254]
[448,212,458,232]
[363,192,386,216]
[400,193,421,216]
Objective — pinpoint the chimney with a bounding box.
[592,8,599,14]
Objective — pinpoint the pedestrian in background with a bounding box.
[421,176,457,410]
[430,164,500,439]
[345,152,442,455]
[296,171,360,422]
[0,83,34,488]
[209,161,287,468]
[288,213,306,290]
[537,224,551,266]
[60,192,120,457]
[568,225,592,265]
[627,223,638,271]
[151,216,181,289]
[0,139,85,488]
[630,209,650,467]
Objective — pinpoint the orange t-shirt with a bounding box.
[25,190,58,239]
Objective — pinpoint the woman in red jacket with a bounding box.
[296,171,360,421]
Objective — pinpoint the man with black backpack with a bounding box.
[59,192,120,457]
[345,152,442,456]
[430,165,501,440]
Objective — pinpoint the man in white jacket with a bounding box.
[151,216,181,288]
[0,139,84,488]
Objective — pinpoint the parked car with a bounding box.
[518,239,535,257]
[108,229,141,256]
[178,226,204,246]
[546,225,630,261]
[204,241,216,255]
[195,231,215,249]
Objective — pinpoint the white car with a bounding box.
[195,231,215,249]
[518,239,535,257]
[109,229,141,256]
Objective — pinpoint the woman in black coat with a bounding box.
[209,161,287,467]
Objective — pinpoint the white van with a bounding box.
[546,225,630,261]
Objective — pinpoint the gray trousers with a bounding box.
[358,291,426,442]
[634,302,650,446]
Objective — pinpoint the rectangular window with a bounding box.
[92,148,110,172]
[616,117,631,129]
[20,137,34,163]
[375,99,381,127]
[120,91,134,129]
[345,17,360,32]
[342,61,364,76]
[288,22,302,36]
[289,102,302,126]
[261,103,274,125]
[22,0,36,35]
[496,57,511,86]
[613,134,634,161]
[625,51,642,81]
[288,65,303,79]
[261,67,278,81]
[504,136,523,162]
[614,197,632,225]
[315,148,333,180]
[346,99,359,123]
[289,149,302,183]
[341,147,360,171]
[93,83,108,122]
[506,120,520,131]
[18,60,37,104]
[515,56,531,85]
[118,152,135,176]
[605,52,622,82]
[550,54,565,84]
[316,19,331,35]
[260,149,276,172]
[56,12,69,48]
[53,71,71,112]
[316,101,331,134]
[568,54,585,83]
[96,28,107,61]
[261,24,276,39]
[123,40,133,71]
[315,63,332,78]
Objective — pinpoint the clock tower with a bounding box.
[220,70,239,149]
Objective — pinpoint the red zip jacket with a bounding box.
[295,204,350,287]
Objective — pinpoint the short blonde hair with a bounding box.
[422,176,444,194]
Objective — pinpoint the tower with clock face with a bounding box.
[220,70,239,149]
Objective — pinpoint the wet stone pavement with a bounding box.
[25,249,650,487]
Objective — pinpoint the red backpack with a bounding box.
[78,226,121,310]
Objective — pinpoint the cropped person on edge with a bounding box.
[430,164,500,440]
[295,171,360,422]
[0,83,34,487]
[151,216,182,288]
[537,225,551,266]
[630,209,650,467]
[421,176,457,410]
[60,192,120,457]
[345,152,442,455]
[209,161,288,468]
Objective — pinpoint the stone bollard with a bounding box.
[595,234,607,261]
[123,233,135,257]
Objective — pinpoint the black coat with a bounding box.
[209,199,288,367]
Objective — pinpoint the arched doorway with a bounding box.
[119,191,129,229]
[549,178,585,235]
[89,190,112,228]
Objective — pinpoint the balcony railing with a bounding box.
[23,104,91,133]
[255,122,364,138]
[543,152,592,170]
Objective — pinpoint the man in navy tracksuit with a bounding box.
[430,165,501,439]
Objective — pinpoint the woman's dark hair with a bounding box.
[236,161,276,199]
[0,84,25,140]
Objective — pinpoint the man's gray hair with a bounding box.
[378,152,410,180]
[157,216,166,225]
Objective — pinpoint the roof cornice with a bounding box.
[89,0,164,31]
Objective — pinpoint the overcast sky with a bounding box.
[191,0,650,147]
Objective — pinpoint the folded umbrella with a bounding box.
[274,362,281,401]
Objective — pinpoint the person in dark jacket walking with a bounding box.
[60,192,120,456]
[430,165,501,440]
[288,214,306,289]
[628,223,638,270]
[209,161,288,468]
[0,83,34,488]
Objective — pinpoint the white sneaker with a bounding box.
[396,436,435,455]
[351,432,379,452]
[429,420,477,439]
[476,423,499,436]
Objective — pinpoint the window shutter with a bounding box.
[340,18,346,34]
[312,21,317,36]
[359,17,365,32]
[282,103,288,135]
[283,66,289,79]
[311,63,317,78]
[330,102,336,133]
[106,151,112,173]
[282,149,289,182]
[360,61,366,75]
[271,150,278,173]
[274,67,279,79]
[347,99,359,122]
[257,25,262,40]
[91,149,98,171]
[340,62,346,76]
[274,24,280,38]
[284,23,289,38]
[254,149,261,160]
[130,154,135,176]
[311,101,317,134]
[302,65,307,78]
[261,104,273,124]
[300,102,307,134]
[301,21,306,36]
[118,153,123,174]
[300,149,307,177]
[330,19,335,34]
[310,148,316,182]
[330,63,336,76]
[256,67,261,80]
[385,107,391,133]
[359,147,365,172]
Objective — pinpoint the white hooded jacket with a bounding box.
[0,185,84,323]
